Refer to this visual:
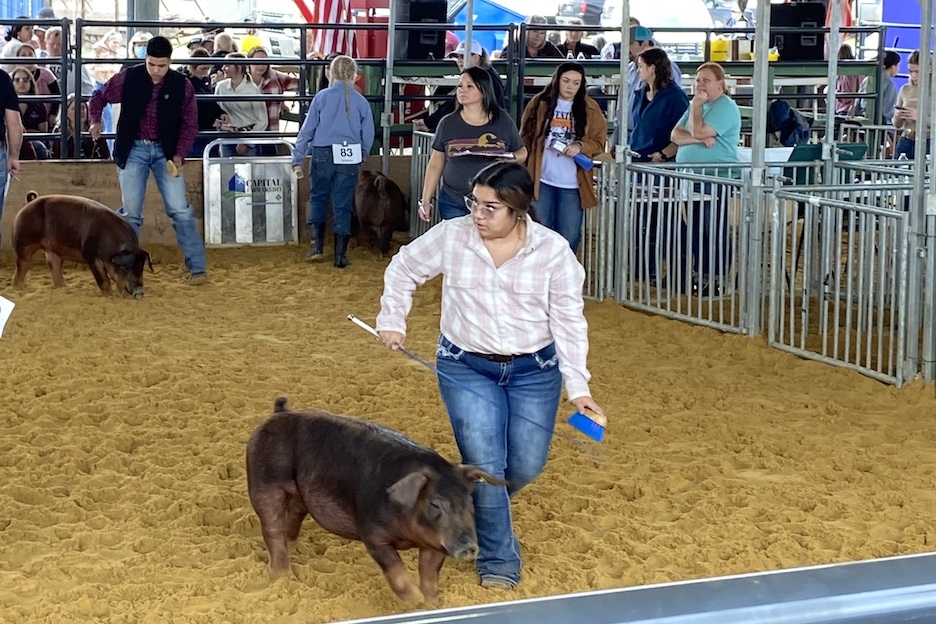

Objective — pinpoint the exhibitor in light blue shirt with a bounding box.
[674,94,741,177]
[291,81,375,166]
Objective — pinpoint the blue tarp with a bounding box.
[0,0,43,22]
[882,0,919,91]
[448,0,525,57]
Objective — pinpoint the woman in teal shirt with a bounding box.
[671,62,741,297]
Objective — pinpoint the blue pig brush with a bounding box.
[348,315,607,447]
[567,411,606,442]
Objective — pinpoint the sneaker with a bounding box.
[187,272,209,286]
[480,575,517,590]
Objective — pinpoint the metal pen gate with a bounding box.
[767,186,913,385]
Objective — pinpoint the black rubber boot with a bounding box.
[305,223,326,262]
[334,234,350,268]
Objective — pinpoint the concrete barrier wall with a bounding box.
[0,155,413,251]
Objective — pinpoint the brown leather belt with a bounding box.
[470,352,521,363]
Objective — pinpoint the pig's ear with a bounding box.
[387,471,429,510]
[458,465,506,487]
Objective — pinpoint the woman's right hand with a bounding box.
[379,331,406,350]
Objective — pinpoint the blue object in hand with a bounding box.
[573,153,594,171]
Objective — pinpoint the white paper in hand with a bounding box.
[0,295,14,337]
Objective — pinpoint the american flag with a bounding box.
[311,0,355,56]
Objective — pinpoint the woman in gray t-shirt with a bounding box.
[419,66,527,221]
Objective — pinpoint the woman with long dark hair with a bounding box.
[419,66,527,221]
[519,62,606,251]
[630,47,688,162]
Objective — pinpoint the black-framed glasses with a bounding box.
[464,195,506,219]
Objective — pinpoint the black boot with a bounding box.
[334,234,350,268]
[305,223,326,262]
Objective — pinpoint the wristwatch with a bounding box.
[659,152,671,162]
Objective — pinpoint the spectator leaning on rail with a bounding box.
[611,25,682,143]
[0,68,22,248]
[214,52,268,157]
[519,61,607,253]
[376,160,605,593]
[556,18,599,59]
[89,35,209,285]
[670,61,741,298]
[894,51,930,160]
[291,55,375,269]
[246,45,300,156]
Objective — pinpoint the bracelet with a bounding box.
[418,198,435,209]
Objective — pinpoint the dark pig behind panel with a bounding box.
[245,397,500,605]
[11,192,153,297]
[353,170,407,259]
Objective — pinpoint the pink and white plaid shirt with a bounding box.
[257,70,300,132]
[377,215,592,400]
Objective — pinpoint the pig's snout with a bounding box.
[451,540,479,561]
[131,286,145,298]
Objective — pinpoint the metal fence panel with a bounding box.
[409,130,441,238]
[203,140,298,248]
[768,188,911,385]
[615,163,752,334]
[579,163,615,301]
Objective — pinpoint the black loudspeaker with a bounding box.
[394,0,447,60]
[770,2,827,62]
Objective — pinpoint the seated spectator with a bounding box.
[214,52,267,156]
[828,44,860,117]
[501,15,563,59]
[128,30,153,60]
[185,47,224,158]
[10,67,44,160]
[202,34,216,55]
[246,45,300,155]
[10,41,60,126]
[50,93,110,159]
[44,26,94,96]
[857,50,900,124]
[1,17,34,57]
[557,18,599,59]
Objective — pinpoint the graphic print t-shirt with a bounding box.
[539,99,579,189]
[432,111,524,200]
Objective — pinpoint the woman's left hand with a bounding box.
[570,396,607,427]
[563,142,582,158]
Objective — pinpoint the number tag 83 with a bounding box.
[332,143,363,165]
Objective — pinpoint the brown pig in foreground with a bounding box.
[12,191,152,297]
[353,170,406,259]
[245,397,500,605]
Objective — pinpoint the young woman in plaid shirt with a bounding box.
[246,46,300,156]
[376,161,605,591]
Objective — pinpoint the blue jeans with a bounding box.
[533,182,583,252]
[435,334,562,586]
[685,181,732,282]
[116,140,207,275]
[220,143,258,157]
[895,137,931,160]
[309,146,359,235]
[438,190,468,220]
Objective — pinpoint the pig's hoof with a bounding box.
[269,564,290,579]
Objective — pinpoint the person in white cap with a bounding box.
[417,38,504,132]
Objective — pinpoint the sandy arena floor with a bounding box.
[1,243,935,624]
